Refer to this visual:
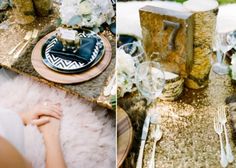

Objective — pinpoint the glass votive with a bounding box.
[119,42,144,66]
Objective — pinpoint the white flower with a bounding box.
[230,53,236,80]
[117,49,135,77]
[60,0,114,28]
[60,0,77,24]
[117,49,136,97]
[77,1,92,15]
[117,73,133,97]
[231,65,236,80]
[231,54,236,65]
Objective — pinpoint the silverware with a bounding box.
[214,116,228,167]
[32,29,39,39]
[136,114,151,168]
[149,124,162,168]
[218,106,234,163]
[14,29,38,59]
[8,31,32,55]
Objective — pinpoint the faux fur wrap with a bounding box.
[0,69,115,168]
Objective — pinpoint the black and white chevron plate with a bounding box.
[41,29,105,74]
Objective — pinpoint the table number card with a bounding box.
[139,6,193,78]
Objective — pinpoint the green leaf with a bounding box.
[80,0,86,3]
[68,15,82,26]
[9,0,13,7]
[55,18,62,26]
[110,95,117,110]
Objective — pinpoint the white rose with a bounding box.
[117,49,135,77]
[60,0,114,28]
[117,49,136,97]
[78,1,92,15]
[117,72,133,97]
[231,54,236,65]
[231,65,236,80]
[60,0,78,24]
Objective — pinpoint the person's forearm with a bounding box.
[44,134,67,168]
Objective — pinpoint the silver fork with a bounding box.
[8,31,32,55]
[214,116,228,167]
[14,29,38,59]
[218,106,234,163]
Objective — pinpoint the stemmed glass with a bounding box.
[118,42,144,67]
[135,61,165,105]
[212,30,236,75]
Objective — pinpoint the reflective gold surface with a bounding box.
[119,70,236,168]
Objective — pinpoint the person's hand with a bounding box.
[18,102,62,126]
[37,117,66,168]
[38,116,61,140]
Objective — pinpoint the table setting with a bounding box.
[0,0,116,109]
[214,106,234,167]
[31,28,112,84]
[117,0,236,167]
[0,1,117,168]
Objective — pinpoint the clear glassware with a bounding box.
[118,42,144,67]
[212,31,236,75]
[228,31,236,47]
[135,61,165,105]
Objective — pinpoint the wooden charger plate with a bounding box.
[117,106,133,167]
[31,31,112,84]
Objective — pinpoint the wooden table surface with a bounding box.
[117,106,133,167]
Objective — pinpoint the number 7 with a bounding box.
[163,20,180,51]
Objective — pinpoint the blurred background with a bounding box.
[118,0,236,5]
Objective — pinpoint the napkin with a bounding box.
[49,37,97,63]
[118,34,138,48]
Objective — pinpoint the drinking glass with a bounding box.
[212,31,236,75]
[228,31,236,47]
[135,61,165,105]
[119,42,144,66]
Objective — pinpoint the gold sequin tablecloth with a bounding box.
[118,71,236,168]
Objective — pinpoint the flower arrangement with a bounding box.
[117,49,136,97]
[230,53,236,82]
[60,0,115,31]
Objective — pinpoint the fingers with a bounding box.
[31,118,50,126]
[44,104,62,114]
[50,104,62,114]
[33,101,63,120]
[36,107,62,120]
